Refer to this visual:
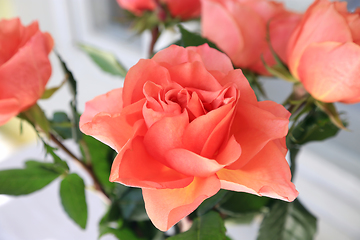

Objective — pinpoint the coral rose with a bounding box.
[80,44,298,231]
[201,0,302,75]
[162,0,201,20]
[287,0,360,103]
[116,0,157,16]
[0,18,53,125]
[116,0,201,20]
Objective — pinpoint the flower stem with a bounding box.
[49,133,111,204]
[149,26,160,57]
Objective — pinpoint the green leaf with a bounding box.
[136,221,165,240]
[127,10,161,33]
[286,107,343,178]
[60,173,88,229]
[57,53,77,98]
[218,192,269,215]
[287,108,341,146]
[289,148,300,179]
[70,102,82,142]
[100,227,144,240]
[50,112,73,139]
[168,211,226,240]
[0,165,61,195]
[315,101,347,130]
[262,22,297,82]
[257,199,317,240]
[100,202,122,226]
[80,135,115,194]
[79,44,127,78]
[57,53,82,142]
[41,78,67,99]
[178,25,219,50]
[197,190,228,216]
[263,62,297,83]
[119,188,148,221]
[25,160,67,174]
[99,202,155,240]
[43,142,70,170]
[20,103,51,137]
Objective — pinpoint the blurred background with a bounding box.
[0,0,359,239]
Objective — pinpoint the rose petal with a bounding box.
[80,96,145,152]
[116,0,156,15]
[163,0,201,20]
[201,0,244,66]
[298,41,360,103]
[244,0,284,21]
[187,44,234,74]
[215,135,242,166]
[219,69,257,104]
[183,102,233,155]
[227,1,267,67]
[257,100,291,119]
[122,59,171,106]
[201,103,236,158]
[0,98,20,125]
[152,45,202,67]
[0,31,52,111]
[0,18,39,65]
[79,88,123,125]
[143,175,220,231]
[144,110,189,164]
[217,141,298,202]
[167,61,222,91]
[288,1,353,78]
[228,101,289,169]
[250,11,302,75]
[165,148,224,177]
[110,135,193,189]
[186,91,206,120]
[142,81,183,127]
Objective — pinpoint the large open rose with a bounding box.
[0,18,53,125]
[287,0,360,103]
[201,0,301,75]
[116,0,201,20]
[80,44,298,231]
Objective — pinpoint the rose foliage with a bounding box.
[80,44,298,231]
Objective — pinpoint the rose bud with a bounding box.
[116,0,201,20]
[287,0,360,103]
[201,0,302,75]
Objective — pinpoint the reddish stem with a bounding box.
[149,27,160,57]
[50,133,110,204]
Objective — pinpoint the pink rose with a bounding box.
[116,0,201,20]
[287,0,360,103]
[116,0,157,16]
[80,44,298,231]
[0,18,53,125]
[201,0,301,75]
[162,0,201,20]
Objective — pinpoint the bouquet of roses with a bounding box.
[0,0,359,239]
